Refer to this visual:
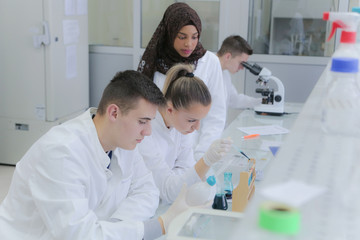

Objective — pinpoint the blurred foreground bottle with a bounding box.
[321,57,360,136]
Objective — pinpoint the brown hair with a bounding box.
[162,63,211,110]
[217,35,253,57]
[97,70,165,115]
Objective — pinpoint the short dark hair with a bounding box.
[97,70,166,115]
[217,35,253,57]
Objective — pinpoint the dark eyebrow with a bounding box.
[178,31,198,36]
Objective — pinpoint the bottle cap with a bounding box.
[331,57,359,73]
[206,176,216,186]
[340,31,356,43]
[323,12,329,20]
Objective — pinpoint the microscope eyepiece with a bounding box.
[242,62,263,76]
[241,61,252,69]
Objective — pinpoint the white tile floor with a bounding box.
[0,164,15,202]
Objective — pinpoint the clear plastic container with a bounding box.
[321,57,360,136]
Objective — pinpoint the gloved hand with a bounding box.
[160,184,189,233]
[250,97,262,107]
[203,138,233,166]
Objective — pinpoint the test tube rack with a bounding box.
[232,158,256,212]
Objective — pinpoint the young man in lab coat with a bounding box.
[217,35,262,125]
[0,70,189,240]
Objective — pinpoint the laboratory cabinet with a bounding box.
[0,0,89,165]
[269,0,332,56]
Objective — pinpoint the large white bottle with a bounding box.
[185,176,216,206]
[321,57,360,136]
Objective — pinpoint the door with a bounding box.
[0,0,89,122]
[0,0,89,164]
[0,0,46,121]
[44,0,89,121]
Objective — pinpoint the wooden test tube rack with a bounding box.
[232,158,256,212]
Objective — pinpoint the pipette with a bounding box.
[241,134,260,139]
[232,145,251,160]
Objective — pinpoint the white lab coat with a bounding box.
[0,108,159,240]
[223,70,262,110]
[154,51,226,161]
[138,111,201,204]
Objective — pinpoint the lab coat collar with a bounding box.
[197,50,209,64]
[87,108,112,171]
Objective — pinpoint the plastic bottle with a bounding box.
[185,176,216,206]
[323,11,360,60]
[321,57,360,136]
[223,172,233,200]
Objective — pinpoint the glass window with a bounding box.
[248,0,339,57]
[88,0,133,47]
[141,0,220,51]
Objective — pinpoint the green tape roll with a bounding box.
[258,202,300,235]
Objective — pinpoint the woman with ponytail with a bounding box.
[138,63,232,204]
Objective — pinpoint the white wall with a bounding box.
[89,52,133,107]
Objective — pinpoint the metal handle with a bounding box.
[33,21,50,48]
